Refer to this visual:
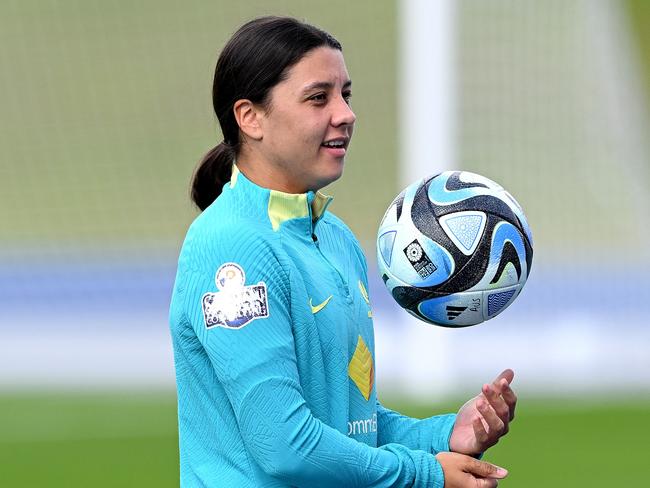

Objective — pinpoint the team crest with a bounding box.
[202,263,269,329]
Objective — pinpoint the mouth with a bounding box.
[320,137,350,156]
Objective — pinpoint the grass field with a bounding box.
[1,392,647,487]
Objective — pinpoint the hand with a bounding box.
[435,451,508,488]
[449,369,517,456]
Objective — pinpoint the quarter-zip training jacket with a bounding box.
[169,166,456,487]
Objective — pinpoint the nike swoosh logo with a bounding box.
[310,295,333,314]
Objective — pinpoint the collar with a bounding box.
[228,164,333,235]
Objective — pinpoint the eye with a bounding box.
[343,90,352,105]
[309,93,327,104]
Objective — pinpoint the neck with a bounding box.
[236,146,310,194]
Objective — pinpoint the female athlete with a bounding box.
[169,16,517,488]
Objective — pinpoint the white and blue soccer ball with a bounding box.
[377,171,533,327]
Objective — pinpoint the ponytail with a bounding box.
[191,142,235,211]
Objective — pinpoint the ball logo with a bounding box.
[446,305,467,320]
[403,239,437,279]
[405,242,423,262]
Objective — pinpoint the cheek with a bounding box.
[310,116,332,140]
[296,121,325,148]
[268,108,327,151]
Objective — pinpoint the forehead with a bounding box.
[281,47,350,90]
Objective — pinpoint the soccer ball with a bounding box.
[377,171,533,327]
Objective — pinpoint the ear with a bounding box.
[233,99,263,141]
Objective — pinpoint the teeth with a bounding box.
[323,141,345,148]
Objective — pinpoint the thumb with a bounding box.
[493,368,514,386]
[465,459,509,479]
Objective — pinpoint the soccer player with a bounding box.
[169,16,517,487]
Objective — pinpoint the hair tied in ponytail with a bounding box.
[191,142,235,211]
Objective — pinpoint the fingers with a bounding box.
[499,379,517,421]
[488,376,517,422]
[482,384,510,426]
[492,368,514,386]
[477,397,506,438]
[472,413,489,445]
[489,369,516,420]
[436,452,508,488]
[464,458,508,479]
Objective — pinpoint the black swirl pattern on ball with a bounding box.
[434,194,517,226]
[433,193,533,274]
[391,284,431,309]
[517,215,533,274]
[490,241,521,284]
[390,174,533,309]
[391,214,500,305]
[444,171,489,191]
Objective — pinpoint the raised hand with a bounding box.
[449,369,517,456]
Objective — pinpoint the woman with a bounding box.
[170,16,516,487]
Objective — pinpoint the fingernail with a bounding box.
[496,467,508,477]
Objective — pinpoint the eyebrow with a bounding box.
[302,80,352,93]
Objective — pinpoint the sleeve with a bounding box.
[179,229,447,488]
[376,400,456,455]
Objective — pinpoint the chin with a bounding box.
[319,162,345,188]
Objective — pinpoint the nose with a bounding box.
[331,96,356,127]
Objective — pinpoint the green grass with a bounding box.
[1,392,647,487]
[393,398,650,486]
[0,392,179,488]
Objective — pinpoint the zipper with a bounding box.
[308,192,351,299]
[311,232,351,298]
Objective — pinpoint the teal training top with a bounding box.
[169,166,456,487]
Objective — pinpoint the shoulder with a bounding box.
[178,205,284,280]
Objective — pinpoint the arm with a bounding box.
[376,401,456,455]
[180,231,445,488]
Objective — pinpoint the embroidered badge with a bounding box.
[202,263,269,329]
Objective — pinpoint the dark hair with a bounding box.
[191,16,342,210]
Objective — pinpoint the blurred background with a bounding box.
[1,0,648,486]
